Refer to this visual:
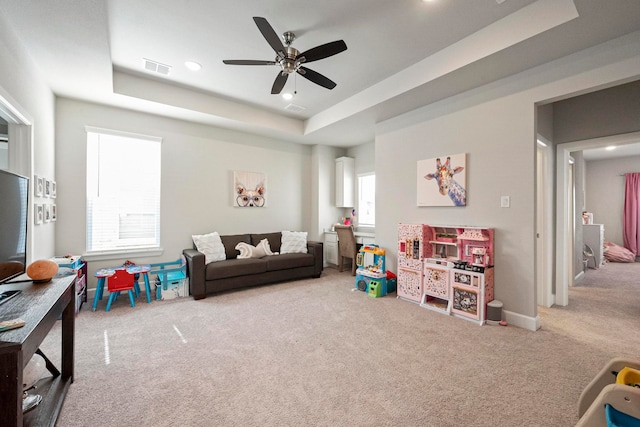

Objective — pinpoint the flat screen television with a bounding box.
[0,169,29,284]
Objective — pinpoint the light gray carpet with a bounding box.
[38,262,640,426]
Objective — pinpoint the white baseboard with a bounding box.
[504,310,540,331]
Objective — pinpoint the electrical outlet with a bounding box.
[501,196,510,208]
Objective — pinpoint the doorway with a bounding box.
[536,136,554,308]
[555,131,640,306]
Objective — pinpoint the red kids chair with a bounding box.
[105,268,137,311]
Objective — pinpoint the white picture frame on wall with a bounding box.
[51,181,57,198]
[35,175,43,197]
[35,204,43,224]
[44,204,51,222]
[51,204,57,221]
[44,179,51,197]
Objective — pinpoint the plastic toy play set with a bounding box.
[354,244,396,297]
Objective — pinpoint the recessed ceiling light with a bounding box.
[184,61,202,71]
[605,145,616,151]
[282,93,293,101]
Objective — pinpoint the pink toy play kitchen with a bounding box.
[396,223,495,325]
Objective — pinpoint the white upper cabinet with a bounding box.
[335,156,355,207]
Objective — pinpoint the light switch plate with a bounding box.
[501,196,510,208]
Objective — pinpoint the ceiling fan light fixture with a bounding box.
[184,60,202,71]
[282,92,293,100]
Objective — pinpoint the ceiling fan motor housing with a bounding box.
[278,46,300,74]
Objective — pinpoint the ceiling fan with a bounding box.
[223,17,347,95]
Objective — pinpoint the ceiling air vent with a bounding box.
[144,59,172,75]
[284,103,306,113]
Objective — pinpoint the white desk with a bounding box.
[324,230,375,266]
[583,224,605,269]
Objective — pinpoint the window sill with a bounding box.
[82,247,164,262]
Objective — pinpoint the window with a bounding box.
[86,127,161,256]
[357,173,375,226]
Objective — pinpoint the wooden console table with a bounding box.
[0,274,75,426]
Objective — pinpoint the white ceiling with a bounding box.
[1,0,639,148]
[582,142,640,161]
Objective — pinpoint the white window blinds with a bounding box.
[357,173,376,226]
[86,127,161,254]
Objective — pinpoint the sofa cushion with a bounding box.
[220,234,251,259]
[250,232,281,253]
[266,253,314,271]
[205,258,267,280]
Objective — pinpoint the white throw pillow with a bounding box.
[280,231,308,254]
[192,232,226,264]
[235,242,251,259]
[257,238,277,256]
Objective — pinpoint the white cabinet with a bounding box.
[324,232,338,266]
[335,157,355,207]
[323,231,375,267]
[583,224,605,268]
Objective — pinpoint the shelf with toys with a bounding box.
[354,244,388,297]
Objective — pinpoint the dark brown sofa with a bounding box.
[183,232,323,299]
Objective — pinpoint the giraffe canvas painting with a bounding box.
[417,153,467,207]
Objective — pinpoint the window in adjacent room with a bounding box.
[86,127,161,256]
[357,173,375,227]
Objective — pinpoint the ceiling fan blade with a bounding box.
[253,17,285,56]
[297,67,337,90]
[223,60,277,66]
[271,72,288,94]
[297,40,347,63]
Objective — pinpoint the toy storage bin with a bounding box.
[386,278,397,293]
[155,271,188,300]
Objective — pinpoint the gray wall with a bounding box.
[375,31,640,328]
[347,142,375,175]
[554,80,640,144]
[0,12,56,261]
[312,144,348,237]
[55,98,314,285]
[585,155,640,246]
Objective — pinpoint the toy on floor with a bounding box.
[355,244,388,297]
[149,256,188,300]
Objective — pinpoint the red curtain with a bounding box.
[623,172,640,255]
